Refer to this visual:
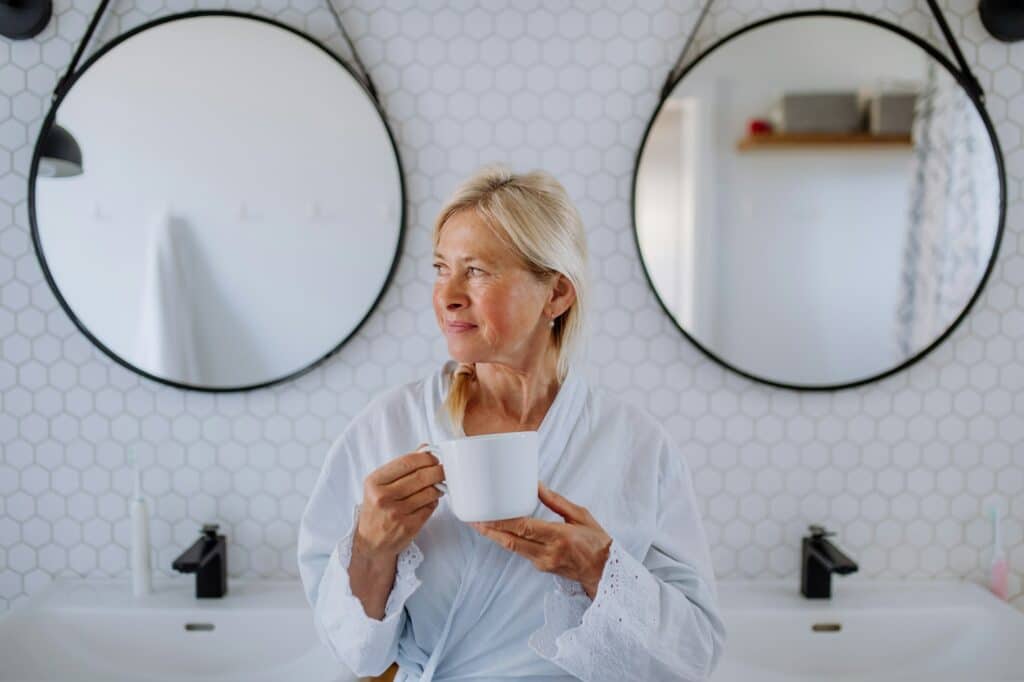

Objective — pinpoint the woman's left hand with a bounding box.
[469,481,612,600]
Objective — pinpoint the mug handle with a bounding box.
[416,443,448,495]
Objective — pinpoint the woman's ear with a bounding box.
[547,274,576,318]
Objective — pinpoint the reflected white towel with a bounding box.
[134,210,202,384]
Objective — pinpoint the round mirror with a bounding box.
[30,11,405,391]
[633,12,1005,390]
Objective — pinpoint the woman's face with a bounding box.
[432,209,556,368]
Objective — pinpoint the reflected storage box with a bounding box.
[772,91,861,133]
[864,92,918,135]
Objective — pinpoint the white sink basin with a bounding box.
[713,579,1024,682]
[0,579,358,682]
[5,576,1020,681]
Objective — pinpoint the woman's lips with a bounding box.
[446,322,477,334]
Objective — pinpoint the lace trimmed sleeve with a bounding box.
[527,537,660,679]
[527,434,727,681]
[312,502,425,677]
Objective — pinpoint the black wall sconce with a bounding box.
[37,123,82,177]
[981,0,1024,42]
[0,0,51,39]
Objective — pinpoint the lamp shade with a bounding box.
[38,123,83,178]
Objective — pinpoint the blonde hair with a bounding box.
[433,164,589,434]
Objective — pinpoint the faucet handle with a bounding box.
[202,523,220,538]
[808,524,835,539]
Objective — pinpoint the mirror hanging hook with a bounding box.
[310,201,338,222]
[238,201,263,221]
[660,0,716,101]
[325,0,379,103]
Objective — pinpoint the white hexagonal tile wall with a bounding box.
[0,0,1022,616]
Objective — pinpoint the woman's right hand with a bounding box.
[353,444,445,562]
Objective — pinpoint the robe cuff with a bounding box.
[321,502,424,640]
[527,538,659,677]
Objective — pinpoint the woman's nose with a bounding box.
[436,278,467,309]
[444,293,467,310]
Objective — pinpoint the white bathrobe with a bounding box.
[297,360,726,681]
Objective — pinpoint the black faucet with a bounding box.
[801,524,858,599]
[172,523,228,598]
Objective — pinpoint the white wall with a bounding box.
[0,0,1021,614]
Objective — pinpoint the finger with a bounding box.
[396,485,443,515]
[384,464,445,500]
[471,523,544,559]
[372,450,439,486]
[538,482,581,523]
[411,497,440,518]
[477,517,559,542]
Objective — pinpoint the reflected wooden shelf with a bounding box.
[736,132,913,151]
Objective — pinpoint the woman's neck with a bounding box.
[470,348,560,428]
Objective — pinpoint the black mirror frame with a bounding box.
[28,10,408,393]
[631,9,1008,392]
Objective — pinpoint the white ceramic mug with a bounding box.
[418,431,539,523]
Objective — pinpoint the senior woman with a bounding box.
[297,165,726,681]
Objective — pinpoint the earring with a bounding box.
[549,318,555,328]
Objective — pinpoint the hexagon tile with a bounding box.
[1,0,1023,616]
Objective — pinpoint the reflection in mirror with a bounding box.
[31,13,404,390]
[635,14,1003,388]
